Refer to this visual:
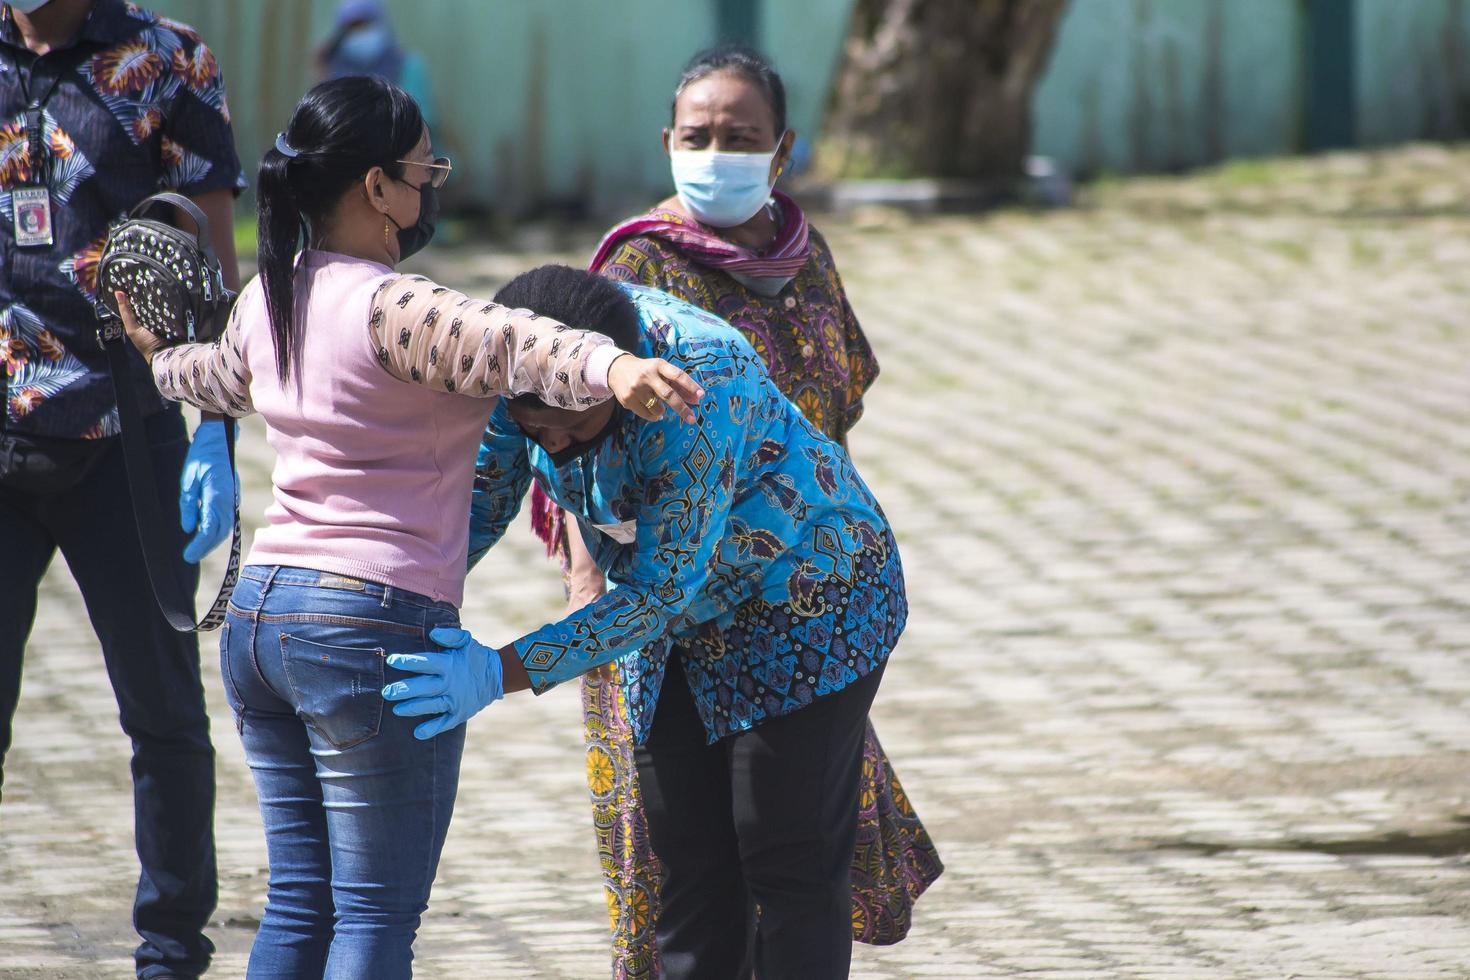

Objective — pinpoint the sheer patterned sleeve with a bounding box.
[368,274,621,408]
[150,301,253,417]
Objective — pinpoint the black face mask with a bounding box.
[389,177,439,259]
[545,407,623,468]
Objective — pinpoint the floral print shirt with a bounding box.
[469,284,907,743]
[0,1,243,438]
[596,218,877,445]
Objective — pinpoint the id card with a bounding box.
[593,519,638,545]
[13,186,53,247]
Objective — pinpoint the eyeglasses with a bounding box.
[397,156,453,189]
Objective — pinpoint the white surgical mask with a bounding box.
[670,136,785,228]
[7,0,55,13]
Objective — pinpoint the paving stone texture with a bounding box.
[3,146,1470,978]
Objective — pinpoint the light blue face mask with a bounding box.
[669,136,786,228]
[339,23,392,65]
[7,0,55,13]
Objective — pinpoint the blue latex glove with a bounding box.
[383,627,505,740]
[179,419,237,564]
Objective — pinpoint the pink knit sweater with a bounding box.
[151,250,619,606]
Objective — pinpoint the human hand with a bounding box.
[382,626,506,740]
[180,418,237,563]
[607,354,704,423]
[113,290,165,364]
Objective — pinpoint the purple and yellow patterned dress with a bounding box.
[550,199,943,977]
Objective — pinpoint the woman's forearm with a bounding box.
[369,274,617,403]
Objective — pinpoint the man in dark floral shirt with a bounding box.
[0,1,242,977]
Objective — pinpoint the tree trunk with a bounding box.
[821,0,1069,182]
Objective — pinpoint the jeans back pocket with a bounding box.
[280,633,387,750]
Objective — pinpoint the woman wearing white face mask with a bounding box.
[524,45,944,979]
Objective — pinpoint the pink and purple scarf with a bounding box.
[587,190,812,281]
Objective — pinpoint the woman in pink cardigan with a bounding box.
[116,76,701,980]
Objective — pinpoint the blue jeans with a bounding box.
[223,566,464,979]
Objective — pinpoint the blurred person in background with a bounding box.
[317,0,433,129]
[0,1,242,976]
[525,44,943,979]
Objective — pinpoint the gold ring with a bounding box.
[645,397,658,411]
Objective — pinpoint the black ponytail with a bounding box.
[256,75,424,383]
[255,150,304,383]
[672,44,786,136]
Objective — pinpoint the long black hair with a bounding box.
[672,44,786,135]
[256,75,423,382]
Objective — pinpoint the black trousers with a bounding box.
[635,655,885,980]
[0,409,217,980]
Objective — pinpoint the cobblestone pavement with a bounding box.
[4,146,1470,979]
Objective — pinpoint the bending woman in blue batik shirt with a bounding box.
[385,265,906,980]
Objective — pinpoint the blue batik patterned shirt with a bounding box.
[469,284,907,743]
[0,1,243,438]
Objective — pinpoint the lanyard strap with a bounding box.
[16,54,72,181]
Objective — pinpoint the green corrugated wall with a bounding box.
[144,0,1470,199]
[144,0,855,214]
[1354,0,1470,146]
[1032,0,1303,175]
[1033,0,1470,178]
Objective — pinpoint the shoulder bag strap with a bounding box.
[129,191,221,268]
[97,319,240,632]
